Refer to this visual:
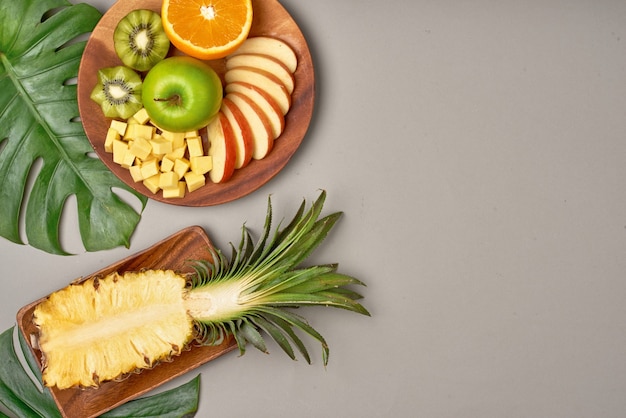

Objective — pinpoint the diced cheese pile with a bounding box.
[104,108,213,199]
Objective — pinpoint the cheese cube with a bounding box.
[163,181,186,199]
[140,158,160,179]
[160,156,175,173]
[121,150,137,169]
[161,130,186,149]
[173,158,190,179]
[125,123,155,140]
[185,130,199,138]
[143,174,161,194]
[186,136,204,158]
[129,137,152,160]
[166,144,187,161]
[109,120,128,137]
[158,171,179,190]
[129,165,144,182]
[184,171,206,192]
[190,156,213,175]
[150,136,173,155]
[104,128,120,153]
[132,108,151,125]
[112,139,129,165]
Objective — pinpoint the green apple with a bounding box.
[142,56,222,132]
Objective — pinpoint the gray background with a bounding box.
[2,0,626,416]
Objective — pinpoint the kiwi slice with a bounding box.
[90,66,143,119]
[114,9,170,72]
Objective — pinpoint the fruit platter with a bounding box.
[78,0,315,206]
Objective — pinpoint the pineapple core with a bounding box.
[33,270,194,389]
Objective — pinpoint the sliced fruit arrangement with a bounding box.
[31,191,369,390]
[90,2,301,198]
[205,36,298,181]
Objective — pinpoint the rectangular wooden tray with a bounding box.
[17,226,238,418]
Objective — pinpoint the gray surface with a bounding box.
[2,0,626,416]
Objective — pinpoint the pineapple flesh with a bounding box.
[34,270,193,389]
[32,191,369,390]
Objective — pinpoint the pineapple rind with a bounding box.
[34,270,193,389]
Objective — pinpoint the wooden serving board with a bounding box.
[77,0,315,206]
[17,226,238,418]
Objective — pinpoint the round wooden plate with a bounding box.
[77,0,314,206]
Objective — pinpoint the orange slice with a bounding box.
[162,0,253,60]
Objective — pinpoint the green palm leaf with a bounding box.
[0,0,147,255]
[0,326,201,417]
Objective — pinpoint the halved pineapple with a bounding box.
[34,270,193,389]
[32,191,369,390]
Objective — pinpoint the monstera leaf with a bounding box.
[0,327,201,417]
[0,0,147,255]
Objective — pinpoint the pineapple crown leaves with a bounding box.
[188,190,370,365]
[0,0,147,255]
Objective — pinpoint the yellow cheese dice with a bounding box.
[129,165,144,182]
[104,128,120,153]
[109,120,128,136]
[129,137,152,160]
[174,158,190,179]
[161,130,186,149]
[163,181,187,199]
[123,123,137,139]
[143,174,161,194]
[160,156,175,173]
[186,136,204,158]
[150,136,173,155]
[132,108,151,125]
[158,171,179,190]
[184,171,206,192]
[190,156,213,175]
[112,139,129,165]
[125,123,155,140]
[166,144,187,161]
[121,150,137,169]
[185,130,199,138]
[140,158,159,179]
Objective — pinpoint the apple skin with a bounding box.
[207,113,237,183]
[221,96,254,169]
[225,81,285,139]
[226,92,273,160]
[142,56,223,132]
[224,67,291,114]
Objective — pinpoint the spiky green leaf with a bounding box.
[189,191,368,366]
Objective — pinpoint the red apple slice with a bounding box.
[226,92,274,160]
[228,36,298,73]
[221,97,254,169]
[225,82,285,139]
[226,53,295,94]
[207,113,236,183]
[224,67,291,115]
